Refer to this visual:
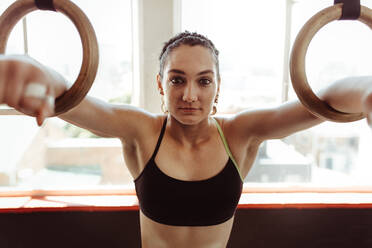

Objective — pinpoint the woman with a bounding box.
[1,31,372,247]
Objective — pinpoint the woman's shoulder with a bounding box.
[213,111,265,144]
[112,104,167,144]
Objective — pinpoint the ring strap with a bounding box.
[35,0,56,11]
[334,0,360,20]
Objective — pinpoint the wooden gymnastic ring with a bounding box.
[290,3,368,122]
[0,0,99,116]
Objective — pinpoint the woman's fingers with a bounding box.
[24,82,47,98]
[36,86,55,126]
[46,95,55,116]
[36,103,48,126]
[366,111,372,129]
[0,63,5,104]
[363,92,372,129]
[0,58,59,125]
[21,83,47,116]
[21,82,56,126]
[4,63,25,108]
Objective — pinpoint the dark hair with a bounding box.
[158,31,220,80]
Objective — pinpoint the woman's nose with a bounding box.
[182,83,198,102]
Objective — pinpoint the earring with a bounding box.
[211,97,218,115]
[211,105,217,115]
[161,98,168,114]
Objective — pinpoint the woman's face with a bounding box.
[158,45,220,125]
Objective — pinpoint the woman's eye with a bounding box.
[170,77,185,85]
[199,78,212,86]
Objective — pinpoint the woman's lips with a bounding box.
[179,107,200,112]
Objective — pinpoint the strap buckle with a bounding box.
[334,0,360,20]
[35,0,56,11]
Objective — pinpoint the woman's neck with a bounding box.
[167,115,216,147]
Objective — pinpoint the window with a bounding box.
[0,0,134,190]
[182,0,372,187]
[3,0,372,197]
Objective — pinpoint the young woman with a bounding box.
[1,31,372,248]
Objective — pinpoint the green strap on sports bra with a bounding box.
[212,117,244,182]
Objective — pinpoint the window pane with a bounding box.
[0,0,134,190]
[26,0,133,103]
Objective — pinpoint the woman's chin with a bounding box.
[172,113,207,125]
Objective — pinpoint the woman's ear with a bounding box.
[157,74,164,95]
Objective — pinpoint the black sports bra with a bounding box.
[134,117,243,226]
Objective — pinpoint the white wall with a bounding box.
[132,0,181,112]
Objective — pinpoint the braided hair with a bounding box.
[158,31,220,80]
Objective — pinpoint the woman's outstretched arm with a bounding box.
[0,55,157,142]
[226,76,372,142]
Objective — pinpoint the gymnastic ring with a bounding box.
[290,3,368,122]
[0,0,99,116]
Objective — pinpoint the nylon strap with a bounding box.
[212,118,244,182]
[334,0,360,20]
[35,0,56,11]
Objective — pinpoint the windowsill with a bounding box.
[3,183,372,197]
[1,192,372,213]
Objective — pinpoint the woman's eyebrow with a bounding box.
[197,70,214,75]
[168,69,214,75]
[168,69,185,75]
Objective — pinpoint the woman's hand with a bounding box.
[362,90,372,128]
[0,55,67,126]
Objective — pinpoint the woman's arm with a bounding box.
[227,76,372,142]
[0,55,156,143]
[58,96,156,141]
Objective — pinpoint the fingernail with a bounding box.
[36,116,42,126]
[39,117,44,126]
[37,110,44,127]
[24,83,47,99]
